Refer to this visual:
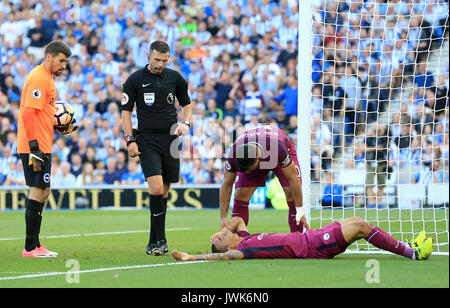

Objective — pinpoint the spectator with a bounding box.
[75,162,96,186]
[121,158,145,185]
[187,157,211,184]
[53,162,77,187]
[365,125,390,208]
[70,152,84,178]
[104,157,122,185]
[211,70,233,109]
[54,137,71,163]
[271,75,298,117]
[1,75,21,103]
[0,11,22,47]
[205,98,223,121]
[414,62,435,89]
[3,160,26,186]
[116,151,128,176]
[222,99,239,120]
[26,17,47,63]
[0,146,17,184]
[321,172,343,208]
[413,160,445,184]
[179,13,197,49]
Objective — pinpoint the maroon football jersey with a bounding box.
[236,232,307,259]
[225,125,293,172]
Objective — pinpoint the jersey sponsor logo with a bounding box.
[167,92,175,104]
[323,233,330,241]
[121,93,129,105]
[43,173,50,183]
[144,92,155,106]
[31,89,42,99]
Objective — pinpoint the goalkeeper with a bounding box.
[172,216,433,261]
[17,41,76,258]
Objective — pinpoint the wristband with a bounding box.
[295,207,305,222]
[125,135,136,146]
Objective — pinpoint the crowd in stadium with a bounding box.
[0,0,449,194]
[310,0,449,189]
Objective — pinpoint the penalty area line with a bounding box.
[0,261,209,281]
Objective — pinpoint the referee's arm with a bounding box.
[121,77,138,156]
[122,110,133,138]
[174,72,192,136]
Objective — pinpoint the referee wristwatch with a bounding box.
[182,120,191,128]
[125,135,136,146]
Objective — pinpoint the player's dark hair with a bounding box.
[44,41,72,58]
[211,243,219,253]
[235,144,258,172]
[149,40,170,54]
[211,242,226,253]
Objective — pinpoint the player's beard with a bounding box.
[54,68,64,76]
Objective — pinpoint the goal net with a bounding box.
[298,0,449,255]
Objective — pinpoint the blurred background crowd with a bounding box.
[0,0,448,206]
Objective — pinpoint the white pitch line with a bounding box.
[0,228,192,242]
[0,261,208,281]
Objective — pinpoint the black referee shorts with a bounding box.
[19,153,52,188]
[137,133,181,183]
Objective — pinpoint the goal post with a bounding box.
[298,0,313,224]
[297,0,449,255]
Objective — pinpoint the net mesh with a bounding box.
[308,0,449,254]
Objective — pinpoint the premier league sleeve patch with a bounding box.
[167,92,175,104]
[31,89,42,99]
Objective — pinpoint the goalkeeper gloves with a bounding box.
[55,118,78,135]
[28,140,47,172]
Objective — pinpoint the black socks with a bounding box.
[25,199,44,252]
[149,195,167,246]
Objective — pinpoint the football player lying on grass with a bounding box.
[172,216,432,261]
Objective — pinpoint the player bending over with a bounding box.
[172,217,432,261]
[220,125,309,233]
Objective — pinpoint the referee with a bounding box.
[121,40,192,256]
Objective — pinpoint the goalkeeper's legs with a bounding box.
[338,217,422,260]
[25,187,50,252]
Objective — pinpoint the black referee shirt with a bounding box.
[121,65,191,134]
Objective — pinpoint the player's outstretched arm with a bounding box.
[281,162,310,230]
[219,170,237,228]
[172,249,245,261]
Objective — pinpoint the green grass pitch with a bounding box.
[0,209,448,288]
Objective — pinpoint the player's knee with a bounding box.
[43,187,51,200]
[234,189,252,202]
[150,186,164,195]
[353,219,371,236]
[29,187,51,203]
[147,182,164,195]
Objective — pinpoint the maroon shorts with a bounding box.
[305,222,349,259]
[234,140,302,188]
